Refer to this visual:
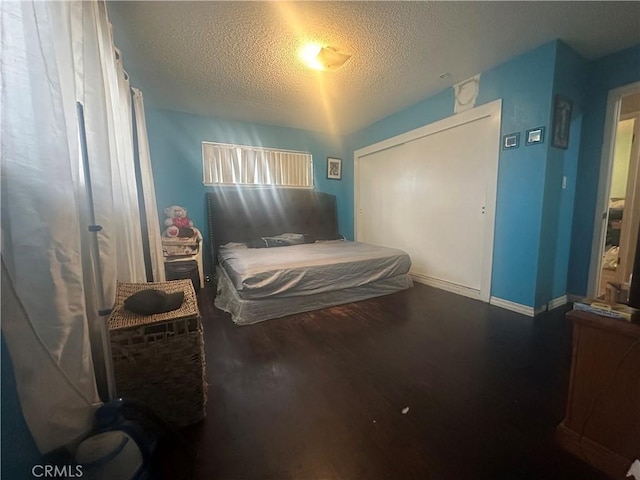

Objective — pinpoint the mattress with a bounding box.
[218,240,411,300]
[215,266,413,325]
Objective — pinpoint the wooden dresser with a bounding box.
[556,310,640,479]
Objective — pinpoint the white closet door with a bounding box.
[357,143,408,246]
[355,100,500,301]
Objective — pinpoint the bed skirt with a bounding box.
[214,267,413,325]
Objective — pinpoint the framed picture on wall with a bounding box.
[503,132,520,150]
[551,95,573,149]
[525,127,545,146]
[327,157,342,180]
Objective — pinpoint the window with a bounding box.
[203,142,313,187]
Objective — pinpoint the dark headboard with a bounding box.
[206,188,339,268]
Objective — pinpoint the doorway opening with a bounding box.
[596,90,640,299]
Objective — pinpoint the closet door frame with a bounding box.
[354,99,502,302]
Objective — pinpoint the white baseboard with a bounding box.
[490,294,570,317]
[489,296,535,317]
[547,295,569,311]
[411,273,484,302]
[534,304,548,316]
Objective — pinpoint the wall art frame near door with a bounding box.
[327,157,342,180]
[551,95,573,149]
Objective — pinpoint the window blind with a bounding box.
[203,142,313,187]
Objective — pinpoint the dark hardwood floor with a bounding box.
[156,282,608,480]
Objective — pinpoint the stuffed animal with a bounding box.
[163,205,195,238]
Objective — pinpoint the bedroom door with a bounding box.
[589,82,640,297]
[355,100,501,302]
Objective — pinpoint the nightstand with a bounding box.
[162,228,205,292]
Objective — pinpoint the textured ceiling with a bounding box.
[107,1,640,135]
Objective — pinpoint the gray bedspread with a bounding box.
[218,240,411,300]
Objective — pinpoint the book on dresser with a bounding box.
[572,297,640,322]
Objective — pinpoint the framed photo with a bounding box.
[551,95,573,149]
[327,157,342,180]
[525,126,545,146]
[503,133,520,150]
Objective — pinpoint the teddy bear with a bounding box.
[163,205,195,238]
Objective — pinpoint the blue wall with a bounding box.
[568,44,640,295]
[536,41,587,306]
[479,42,556,308]
[348,41,557,308]
[145,110,351,273]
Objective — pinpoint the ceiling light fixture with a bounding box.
[300,44,351,71]
[315,46,351,71]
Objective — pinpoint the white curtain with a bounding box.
[133,87,166,283]
[1,0,164,453]
[1,1,100,453]
[80,3,147,304]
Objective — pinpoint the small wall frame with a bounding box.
[327,157,342,180]
[503,133,520,150]
[525,127,545,146]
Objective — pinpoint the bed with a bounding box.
[206,188,412,325]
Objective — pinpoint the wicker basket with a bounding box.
[108,280,207,426]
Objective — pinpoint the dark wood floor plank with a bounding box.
[157,283,608,480]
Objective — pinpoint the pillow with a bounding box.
[124,289,184,315]
[246,233,311,249]
[305,233,345,242]
[220,242,248,249]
